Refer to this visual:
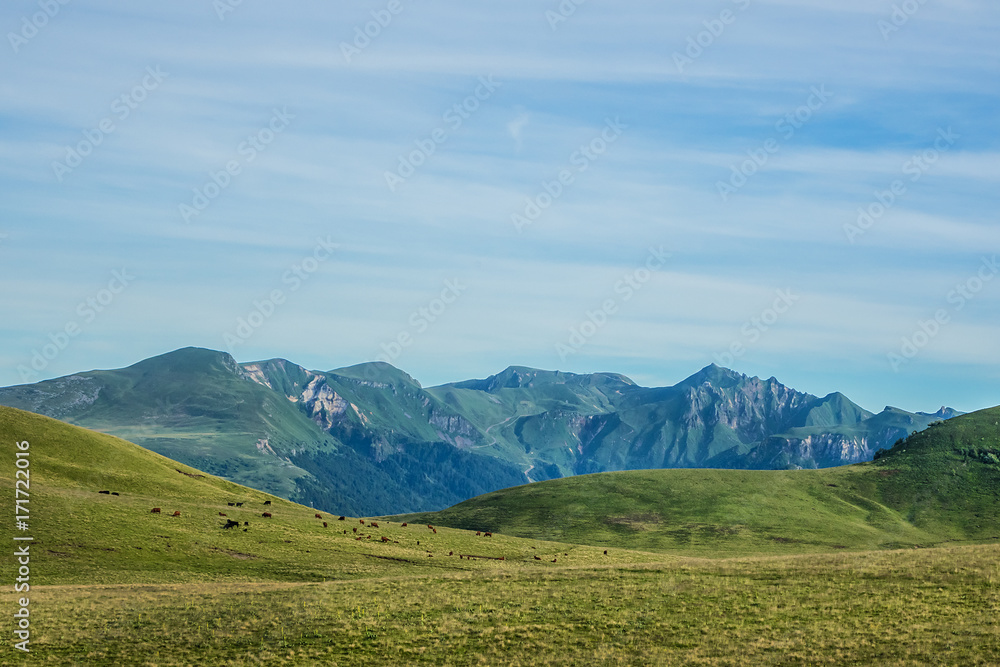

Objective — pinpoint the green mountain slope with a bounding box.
[397,406,1000,557]
[0,406,640,586]
[0,348,960,514]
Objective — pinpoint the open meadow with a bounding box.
[3,545,998,665]
[3,406,999,664]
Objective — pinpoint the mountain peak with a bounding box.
[680,363,747,388]
[329,361,422,388]
[126,347,240,376]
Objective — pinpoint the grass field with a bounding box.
[3,405,999,664]
[4,544,998,665]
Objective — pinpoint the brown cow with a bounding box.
[353,527,358,533]
[151,508,161,513]
[485,532,492,537]
[219,512,227,517]
[315,513,322,519]
[448,551,453,556]
[476,531,481,536]
[262,512,272,518]
[551,558,557,563]
[360,519,365,525]
[432,528,437,534]
[381,536,389,542]
[427,524,434,530]
[323,522,328,527]
[400,522,407,527]
[172,511,181,517]
[371,522,379,528]
[534,555,541,560]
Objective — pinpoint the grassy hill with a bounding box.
[0,406,655,586]
[2,405,998,664]
[395,407,1000,557]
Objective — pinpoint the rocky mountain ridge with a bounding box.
[0,347,960,514]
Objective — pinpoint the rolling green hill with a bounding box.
[2,404,998,665]
[396,406,1000,557]
[0,405,646,586]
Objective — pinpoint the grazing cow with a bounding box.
[400,523,407,527]
[172,511,181,517]
[151,508,161,514]
[604,550,608,555]
[219,512,227,517]
[381,536,389,542]
[371,522,379,528]
[448,551,453,556]
[99,490,110,494]
[323,522,328,527]
[432,528,437,534]
[476,531,481,536]
[338,516,345,521]
[353,527,358,533]
[360,519,365,525]
[264,500,271,505]
[228,503,235,507]
[551,558,557,563]
[223,519,240,529]
[427,524,434,530]
[111,492,119,496]
[356,537,362,541]
[534,556,541,560]
[262,512,272,518]
[315,513,322,519]
[236,502,244,507]
[485,532,492,537]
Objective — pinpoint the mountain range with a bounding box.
[0,347,961,515]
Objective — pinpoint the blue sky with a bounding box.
[1,0,998,414]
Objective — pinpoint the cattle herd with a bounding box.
[137,491,599,563]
